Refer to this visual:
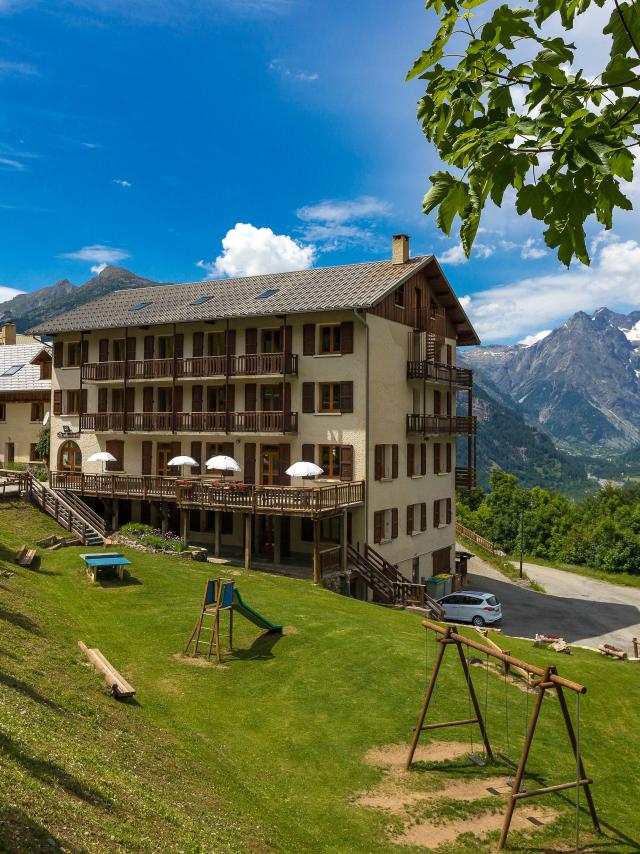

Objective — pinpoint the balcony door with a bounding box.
[262,328,282,354]
[260,445,280,486]
[157,443,173,477]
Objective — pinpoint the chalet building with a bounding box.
[30,235,478,593]
[0,323,51,466]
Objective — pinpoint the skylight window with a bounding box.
[190,295,213,306]
[129,301,152,312]
[1,364,24,376]
[256,288,279,300]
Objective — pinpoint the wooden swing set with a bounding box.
[406,620,600,851]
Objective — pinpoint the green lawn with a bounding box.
[1,500,639,853]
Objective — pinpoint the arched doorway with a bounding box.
[58,441,82,473]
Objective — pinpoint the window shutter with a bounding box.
[53,390,62,415]
[302,443,315,463]
[192,385,203,412]
[174,386,183,413]
[226,329,236,356]
[81,339,89,364]
[340,321,354,354]
[53,341,63,368]
[245,384,256,411]
[434,443,441,474]
[190,442,202,474]
[421,502,427,531]
[283,325,292,354]
[99,339,109,363]
[392,444,398,479]
[141,441,152,475]
[407,444,414,477]
[421,442,427,476]
[434,389,441,415]
[446,392,452,416]
[391,508,398,539]
[80,388,88,415]
[446,498,452,524]
[340,381,353,413]
[434,500,441,528]
[283,381,291,413]
[106,440,124,471]
[446,442,452,473]
[98,388,108,413]
[244,442,256,484]
[279,443,291,486]
[245,328,258,355]
[225,384,235,412]
[171,442,181,462]
[222,442,234,458]
[303,324,315,356]
[340,445,353,481]
[302,382,315,413]
[374,444,383,480]
[126,337,137,361]
[407,504,414,536]
[193,331,204,358]
[125,388,135,413]
[143,387,154,413]
[144,335,155,360]
[373,511,383,544]
[175,333,184,359]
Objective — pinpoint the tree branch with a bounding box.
[614,0,640,61]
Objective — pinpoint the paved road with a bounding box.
[466,553,640,654]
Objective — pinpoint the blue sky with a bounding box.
[1,0,639,343]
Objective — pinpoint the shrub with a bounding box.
[120,522,154,537]
[120,522,186,553]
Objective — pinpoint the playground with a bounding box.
[1,499,640,853]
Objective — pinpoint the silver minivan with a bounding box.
[437,590,502,626]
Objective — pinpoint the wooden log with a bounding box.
[78,641,136,699]
[599,644,627,660]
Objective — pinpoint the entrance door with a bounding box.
[157,443,173,476]
[6,443,14,464]
[260,445,280,485]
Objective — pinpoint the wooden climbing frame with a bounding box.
[183,578,235,663]
[406,620,599,851]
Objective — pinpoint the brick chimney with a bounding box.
[1,322,16,345]
[392,234,410,265]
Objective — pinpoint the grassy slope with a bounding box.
[1,500,639,853]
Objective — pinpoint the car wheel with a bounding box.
[472,615,485,627]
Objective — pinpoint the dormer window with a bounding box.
[395,284,405,309]
[129,301,152,312]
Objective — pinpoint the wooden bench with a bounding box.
[78,641,136,699]
[15,545,37,567]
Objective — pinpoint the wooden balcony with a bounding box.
[406,414,476,435]
[455,466,476,490]
[81,353,298,382]
[49,471,365,518]
[406,360,472,388]
[81,411,299,434]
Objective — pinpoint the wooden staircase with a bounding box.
[27,475,106,546]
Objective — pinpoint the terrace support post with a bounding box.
[111,498,119,533]
[243,513,252,570]
[341,509,348,573]
[160,502,169,535]
[180,508,189,546]
[273,516,281,567]
[312,518,321,585]
[213,510,221,558]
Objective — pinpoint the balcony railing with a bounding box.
[81,411,299,434]
[81,353,298,382]
[406,414,476,435]
[407,360,473,388]
[49,471,364,517]
[455,467,476,490]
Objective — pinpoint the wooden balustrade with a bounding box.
[319,546,341,575]
[455,467,476,490]
[81,410,298,433]
[81,353,298,382]
[49,471,364,517]
[406,414,476,435]
[407,360,473,388]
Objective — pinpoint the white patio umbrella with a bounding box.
[168,455,198,478]
[87,450,117,474]
[286,461,323,479]
[205,455,240,482]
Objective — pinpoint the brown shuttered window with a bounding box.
[302,443,315,463]
[53,390,62,415]
[125,387,135,414]
[373,510,383,544]
[175,334,184,359]
[340,321,354,353]
[407,443,414,477]
[392,444,398,479]
[446,498,452,524]
[434,500,441,528]
[302,382,315,413]
[303,324,315,356]
[226,329,236,356]
[446,442,452,473]
[340,445,353,481]
[144,335,155,360]
[421,502,427,531]
[190,441,202,475]
[174,386,183,413]
[244,443,256,484]
[193,331,204,358]
[433,546,452,575]
[192,385,203,412]
[279,443,291,486]
[98,339,109,363]
[421,442,427,476]
[141,441,152,475]
[283,325,292,354]
[98,388,108,413]
[53,341,63,368]
[407,504,414,536]
[391,508,398,539]
[226,384,235,412]
[127,337,137,361]
[374,444,384,480]
[283,381,291,413]
[340,381,353,413]
[105,439,124,471]
[143,387,154,412]
[434,443,441,475]
[81,339,89,364]
[245,328,258,355]
[434,389,441,416]
[80,388,87,415]
[245,384,257,411]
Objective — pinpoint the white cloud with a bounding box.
[521,238,546,260]
[0,285,25,304]
[0,58,37,76]
[296,195,391,251]
[0,156,25,171]
[269,58,318,82]
[462,233,640,343]
[61,244,130,270]
[197,222,315,279]
[113,178,132,188]
[297,196,390,224]
[439,242,494,265]
[519,329,552,347]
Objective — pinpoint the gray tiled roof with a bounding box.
[0,343,51,393]
[29,257,433,334]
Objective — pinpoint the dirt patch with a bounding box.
[282,626,298,636]
[365,741,470,771]
[172,653,228,670]
[395,804,557,849]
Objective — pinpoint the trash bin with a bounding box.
[425,575,448,600]
[434,573,453,596]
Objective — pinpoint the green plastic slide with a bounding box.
[233,589,283,633]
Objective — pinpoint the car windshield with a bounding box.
[486,595,498,606]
